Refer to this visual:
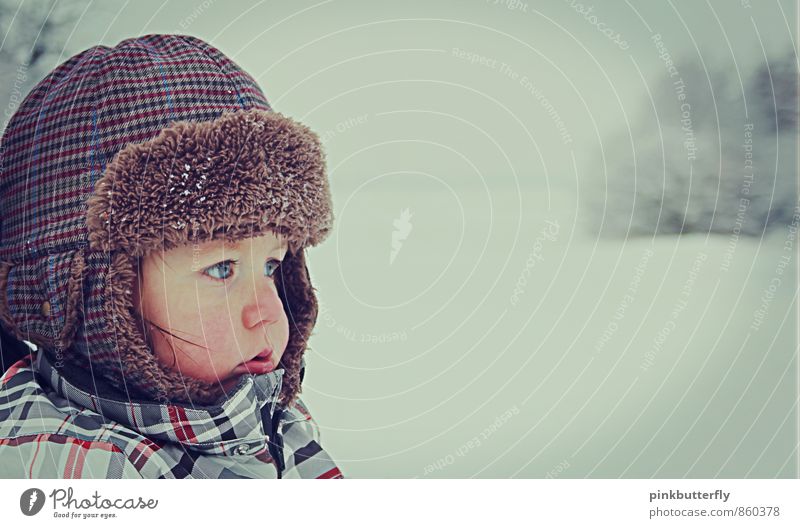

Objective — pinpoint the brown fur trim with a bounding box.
[275,248,319,407]
[86,109,333,257]
[83,109,332,406]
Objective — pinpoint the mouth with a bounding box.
[232,348,276,376]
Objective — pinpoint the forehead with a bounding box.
[198,232,288,253]
[146,232,288,268]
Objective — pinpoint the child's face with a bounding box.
[132,231,290,393]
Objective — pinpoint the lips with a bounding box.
[232,348,275,376]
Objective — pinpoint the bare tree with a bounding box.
[583,49,798,238]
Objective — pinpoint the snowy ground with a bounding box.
[303,188,797,478]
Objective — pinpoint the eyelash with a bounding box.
[202,258,282,282]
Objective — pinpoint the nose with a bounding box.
[241,273,284,330]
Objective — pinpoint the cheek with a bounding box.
[195,310,237,351]
[171,303,240,376]
[153,293,236,351]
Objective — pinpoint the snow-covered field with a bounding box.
[304,188,797,478]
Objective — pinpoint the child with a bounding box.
[0,34,342,479]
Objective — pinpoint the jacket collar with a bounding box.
[35,348,288,456]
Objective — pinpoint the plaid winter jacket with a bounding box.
[0,349,343,479]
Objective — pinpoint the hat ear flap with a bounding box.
[275,247,318,406]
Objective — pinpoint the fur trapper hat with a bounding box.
[0,34,333,407]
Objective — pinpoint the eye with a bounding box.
[264,258,281,278]
[203,259,237,281]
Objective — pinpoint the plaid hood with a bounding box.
[0,34,333,407]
